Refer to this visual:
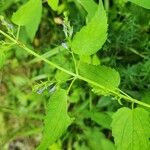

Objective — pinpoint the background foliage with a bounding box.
[0,0,150,150]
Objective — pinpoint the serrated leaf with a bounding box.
[55,71,71,84]
[127,0,150,9]
[80,54,100,65]
[36,89,73,150]
[111,107,150,150]
[77,0,98,21]
[48,0,59,11]
[71,2,108,55]
[79,63,120,95]
[12,0,42,40]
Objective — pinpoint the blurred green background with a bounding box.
[0,0,150,149]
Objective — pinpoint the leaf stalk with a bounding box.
[0,29,150,108]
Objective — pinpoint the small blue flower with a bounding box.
[49,86,56,93]
[8,24,13,30]
[62,42,68,49]
[36,86,46,94]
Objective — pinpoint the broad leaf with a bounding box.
[127,0,150,9]
[79,63,120,95]
[36,89,73,150]
[71,2,108,55]
[111,107,150,150]
[12,0,42,40]
[48,0,59,11]
[80,54,100,65]
[77,0,98,21]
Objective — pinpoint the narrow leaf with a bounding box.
[71,1,108,55]
[12,0,42,40]
[36,89,73,150]
[48,0,59,11]
[111,107,150,150]
[127,0,150,9]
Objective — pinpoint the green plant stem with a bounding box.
[89,93,93,111]
[28,46,65,64]
[68,36,78,75]
[132,102,134,109]
[119,89,131,98]
[71,51,78,75]
[128,47,145,58]
[16,25,20,40]
[67,136,72,150]
[67,77,77,94]
[0,29,150,108]
[104,0,109,11]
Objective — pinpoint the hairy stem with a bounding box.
[0,29,150,108]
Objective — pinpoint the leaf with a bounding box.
[79,63,120,95]
[49,141,62,150]
[85,128,115,150]
[92,55,101,65]
[55,71,71,84]
[85,110,112,129]
[48,0,59,11]
[127,0,150,9]
[111,107,150,150]
[71,1,108,55]
[36,89,73,150]
[77,0,98,21]
[12,0,42,40]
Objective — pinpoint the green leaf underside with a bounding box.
[79,63,120,95]
[71,1,108,55]
[12,0,42,40]
[127,0,150,9]
[111,107,150,150]
[36,89,72,150]
[86,111,112,129]
[78,0,98,21]
[48,0,59,11]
